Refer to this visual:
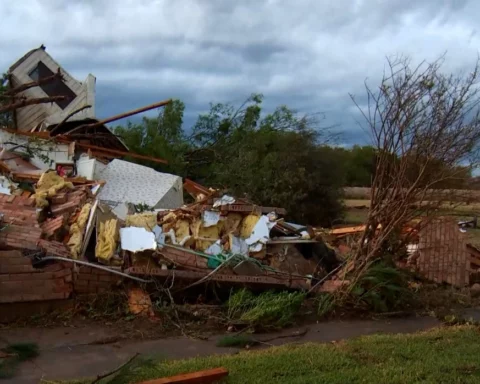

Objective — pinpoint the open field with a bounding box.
[342,198,480,227]
[82,326,480,384]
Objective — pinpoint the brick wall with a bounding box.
[73,265,121,295]
[418,218,469,287]
[0,250,72,303]
[38,239,71,257]
[0,225,43,250]
[0,194,37,226]
[41,216,66,240]
[0,250,122,303]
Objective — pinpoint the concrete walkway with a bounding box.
[0,316,440,383]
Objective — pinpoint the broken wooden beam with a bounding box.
[65,99,172,135]
[0,96,67,114]
[5,69,63,95]
[0,128,168,165]
[72,142,169,164]
[136,367,229,384]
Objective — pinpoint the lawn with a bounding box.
[95,326,480,384]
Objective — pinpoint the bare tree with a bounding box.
[351,55,480,262]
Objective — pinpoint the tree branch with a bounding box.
[5,69,63,95]
[0,96,67,114]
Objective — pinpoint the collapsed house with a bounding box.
[0,47,341,315]
[8,44,96,131]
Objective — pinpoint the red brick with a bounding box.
[43,292,70,300]
[75,286,95,294]
[0,293,41,303]
[51,201,78,216]
[0,280,25,292]
[51,193,67,204]
[0,250,23,258]
[43,263,65,272]
[53,268,71,279]
[78,266,93,274]
[81,274,98,281]
[91,280,116,289]
[1,257,32,266]
[38,240,71,258]
[97,274,116,282]
[74,279,89,287]
[0,264,36,274]
[0,275,9,281]
[8,272,54,281]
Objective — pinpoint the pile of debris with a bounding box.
[0,162,343,308]
[0,45,346,312]
[117,192,340,291]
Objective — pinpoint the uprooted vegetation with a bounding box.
[226,289,306,329]
[318,261,413,317]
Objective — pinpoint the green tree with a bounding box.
[186,95,344,225]
[114,99,188,175]
[116,94,345,225]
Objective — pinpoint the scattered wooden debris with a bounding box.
[136,367,229,384]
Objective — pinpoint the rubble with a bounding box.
[0,46,347,311]
[0,160,341,305]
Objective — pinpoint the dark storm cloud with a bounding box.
[1,0,480,145]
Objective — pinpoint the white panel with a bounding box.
[97,159,182,207]
[76,158,96,179]
[93,160,106,180]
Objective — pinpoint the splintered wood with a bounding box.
[136,367,229,384]
[417,218,469,287]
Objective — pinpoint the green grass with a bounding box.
[96,326,480,384]
[343,209,369,225]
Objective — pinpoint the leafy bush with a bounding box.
[351,262,410,312]
[317,262,411,316]
[227,289,305,328]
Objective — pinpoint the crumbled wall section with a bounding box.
[73,266,121,295]
[0,251,121,303]
[0,225,43,250]
[0,194,37,225]
[417,218,469,287]
[38,239,71,258]
[0,250,72,303]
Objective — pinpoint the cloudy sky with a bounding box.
[2,0,479,144]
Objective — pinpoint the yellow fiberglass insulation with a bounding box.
[125,213,157,230]
[35,171,74,208]
[222,213,243,236]
[68,203,92,259]
[96,219,118,261]
[240,214,260,238]
[190,217,221,251]
[175,219,190,245]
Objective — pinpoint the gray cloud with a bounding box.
[1,0,480,145]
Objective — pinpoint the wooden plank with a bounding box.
[330,225,366,235]
[73,142,168,164]
[470,256,480,267]
[137,367,228,384]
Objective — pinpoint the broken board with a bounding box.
[136,367,228,384]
